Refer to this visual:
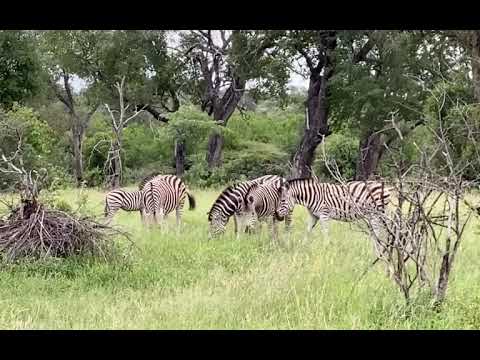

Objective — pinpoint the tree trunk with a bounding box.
[472,30,480,104]
[109,128,122,189]
[71,121,84,187]
[110,143,121,189]
[206,131,225,169]
[205,77,246,169]
[174,139,186,177]
[290,31,337,178]
[355,131,384,181]
[291,76,332,178]
[434,254,451,308]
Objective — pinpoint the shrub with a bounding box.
[313,132,359,180]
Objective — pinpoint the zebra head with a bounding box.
[240,183,260,230]
[207,208,229,237]
[276,180,295,218]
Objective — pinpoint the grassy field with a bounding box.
[0,187,480,329]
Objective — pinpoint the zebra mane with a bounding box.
[285,177,315,184]
[138,172,163,189]
[207,181,248,220]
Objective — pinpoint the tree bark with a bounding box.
[206,131,225,168]
[49,74,97,188]
[291,31,337,178]
[434,253,451,307]
[174,139,186,177]
[110,140,121,189]
[472,30,480,104]
[355,131,384,181]
[291,76,331,178]
[205,77,246,169]
[71,121,84,187]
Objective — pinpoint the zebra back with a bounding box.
[283,178,391,218]
[104,188,144,218]
[141,174,195,213]
[138,172,164,190]
[208,175,282,222]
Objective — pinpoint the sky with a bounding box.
[70,69,308,94]
[69,30,310,93]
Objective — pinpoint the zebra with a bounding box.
[276,178,392,242]
[140,174,196,227]
[104,188,148,225]
[239,180,293,242]
[207,175,282,238]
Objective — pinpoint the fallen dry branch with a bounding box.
[0,199,128,262]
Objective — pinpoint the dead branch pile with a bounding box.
[0,199,124,261]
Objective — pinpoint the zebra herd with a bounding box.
[104,173,195,227]
[104,173,392,240]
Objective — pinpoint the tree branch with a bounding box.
[353,36,376,63]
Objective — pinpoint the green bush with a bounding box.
[184,141,289,187]
[313,132,359,180]
[0,104,71,190]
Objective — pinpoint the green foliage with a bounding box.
[423,79,479,179]
[0,31,44,108]
[0,104,70,189]
[185,141,289,187]
[330,31,426,134]
[314,133,359,180]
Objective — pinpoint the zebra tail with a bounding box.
[187,191,196,210]
[150,182,156,216]
[104,198,109,217]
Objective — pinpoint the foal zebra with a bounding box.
[104,188,147,224]
[207,175,282,237]
[276,178,391,240]
[240,180,292,241]
[140,174,196,226]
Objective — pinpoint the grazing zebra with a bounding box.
[207,175,282,238]
[276,178,391,239]
[240,180,292,241]
[104,188,147,224]
[140,174,196,226]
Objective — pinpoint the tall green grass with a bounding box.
[0,187,479,329]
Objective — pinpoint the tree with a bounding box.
[0,31,43,109]
[39,30,183,185]
[39,31,101,186]
[80,30,181,122]
[180,30,289,168]
[330,31,432,180]
[104,77,145,188]
[284,30,338,178]
[440,31,480,104]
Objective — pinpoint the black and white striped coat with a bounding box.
[207,175,282,237]
[140,174,195,226]
[104,188,146,224]
[240,179,292,240]
[276,178,391,235]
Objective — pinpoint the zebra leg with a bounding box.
[140,209,147,227]
[175,207,182,227]
[234,214,242,239]
[176,198,185,228]
[270,217,279,244]
[155,208,165,229]
[303,212,319,242]
[285,213,292,233]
